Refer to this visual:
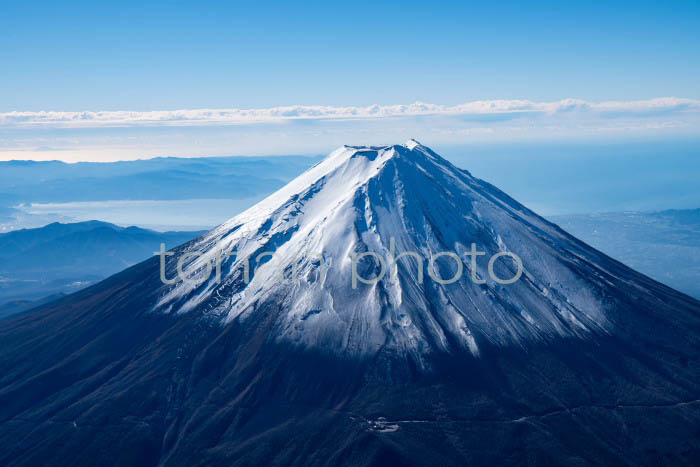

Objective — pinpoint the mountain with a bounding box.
[0,155,319,233]
[0,221,204,313]
[0,155,318,205]
[0,141,699,466]
[551,208,700,299]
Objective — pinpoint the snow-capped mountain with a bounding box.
[1,142,699,466]
[157,140,612,360]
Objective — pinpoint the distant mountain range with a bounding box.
[0,155,319,205]
[0,221,203,317]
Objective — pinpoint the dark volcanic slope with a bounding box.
[1,257,699,466]
[1,143,699,466]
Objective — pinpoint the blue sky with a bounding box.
[2,0,699,111]
[1,1,699,161]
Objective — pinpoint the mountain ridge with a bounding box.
[0,220,204,312]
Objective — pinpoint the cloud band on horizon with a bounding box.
[2,98,699,128]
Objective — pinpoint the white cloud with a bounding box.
[2,98,699,128]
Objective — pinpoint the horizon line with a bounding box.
[3,97,699,129]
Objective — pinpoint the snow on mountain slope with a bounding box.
[154,140,615,360]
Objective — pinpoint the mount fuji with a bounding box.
[1,141,699,466]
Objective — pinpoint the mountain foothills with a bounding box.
[0,141,698,466]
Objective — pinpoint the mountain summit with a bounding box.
[157,140,610,361]
[1,142,699,466]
